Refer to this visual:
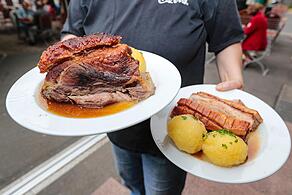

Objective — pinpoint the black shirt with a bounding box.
[62,0,243,156]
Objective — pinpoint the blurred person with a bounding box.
[61,0,245,194]
[35,0,44,10]
[34,0,56,16]
[42,0,56,17]
[16,0,36,44]
[16,0,34,25]
[242,3,267,54]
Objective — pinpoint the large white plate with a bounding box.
[6,51,181,136]
[151,85,291,183]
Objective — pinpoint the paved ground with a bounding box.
[38,34,292,195]
[0,35,79,189]
[39,141,119,195]
[283,13,292,34]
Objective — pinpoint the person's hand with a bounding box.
[216,80,243,91]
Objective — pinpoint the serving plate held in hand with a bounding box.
[6,51,181,136]
[150,85,291,183]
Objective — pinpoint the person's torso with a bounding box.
[80,0,208,86]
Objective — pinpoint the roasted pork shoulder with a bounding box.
[171,92,263,140]
[38,33,155,108]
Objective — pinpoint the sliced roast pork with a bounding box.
[38,33,155,108]
[171,92,263,140]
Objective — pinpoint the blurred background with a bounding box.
[0,0,292,195]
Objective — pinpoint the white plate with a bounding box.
[6,51,181,136]
[150,85,291,184]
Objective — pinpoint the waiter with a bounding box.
[61,0,244,194]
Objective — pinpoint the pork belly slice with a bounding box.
[171,105,223,131]
[194,92,263,129]
[173,98,250,137]
[190,93,256,131]
[38,33,122,73]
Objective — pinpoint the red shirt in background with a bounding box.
[242,11,268,51]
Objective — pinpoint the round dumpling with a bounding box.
[202,130,248,167]
[168,114,207,154]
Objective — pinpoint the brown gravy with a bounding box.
[193,151,208,161]
[193,131,260,163]
[37,92,136,118]
[247,131,261,161]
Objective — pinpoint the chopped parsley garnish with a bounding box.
[181,116,187,120]
[203,133,208,140]
[222,144,228,149]
[229,142,233,145]
[235,139,238,143]
[217,129,236,138]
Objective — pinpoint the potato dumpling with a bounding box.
[202,130,248,167]
[131,47,146,73]
[168,114,207,154]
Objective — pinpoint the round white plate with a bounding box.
[151,85,291,184]
[6,51,181,136]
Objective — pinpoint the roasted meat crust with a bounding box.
[38,33,122,73]
[174,98,250,136]
[171,92,263,139]
[45,44,140,87]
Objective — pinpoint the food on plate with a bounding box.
[202,130,248,167]
[131,47,146,73]
[168,92,262,167]
[38,33,155,108]
[171,92,263,140]
[167,114,207,154]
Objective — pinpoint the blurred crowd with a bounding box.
[0,0,67,44]
[0,0,63,18]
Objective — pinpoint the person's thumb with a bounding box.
[216,80,243,91]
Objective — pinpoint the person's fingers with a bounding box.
[216,80,243,91]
